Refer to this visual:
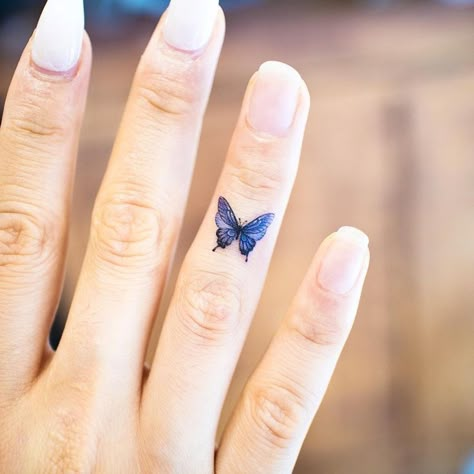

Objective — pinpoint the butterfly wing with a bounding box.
[239,233,257,261]
[241,213,275,240]
[216,227,239,248]
[215,197,240,249]
[239,213,275,261]
[216,196,239,230]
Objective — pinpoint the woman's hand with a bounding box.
[0,0,370,471]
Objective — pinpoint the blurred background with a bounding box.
[1,0,474,473]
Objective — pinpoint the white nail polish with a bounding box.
[318,227,369,295]
[248,61,301,136]
[32,0,84,72]
[337,226,370,247]
[164,0,219,52]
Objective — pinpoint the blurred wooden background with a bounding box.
[1,3,474,473]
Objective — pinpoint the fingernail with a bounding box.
[32,0,84,73]
[164,0,219,52]
[247,61,301,136]
[318,227,369,295]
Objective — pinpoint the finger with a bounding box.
[53,2,225,400]
[217,227,370,473]
[142,61,310,469]
[0,0,90,395]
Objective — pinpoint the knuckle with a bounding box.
[2,89,72,144]
[248,383,307,448]
[7,115,67,142]
[176,270,242,344]
[289,295,351,348]
[135,61,201,118]
[91,193,162,269]
[0,210,57,268]
[228,156,283,201]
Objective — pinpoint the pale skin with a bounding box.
[0,6,370,473]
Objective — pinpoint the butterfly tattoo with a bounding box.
[212,196,275,262]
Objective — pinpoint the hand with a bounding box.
[0,0,370,471]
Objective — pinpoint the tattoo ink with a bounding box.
[212,196,275,262]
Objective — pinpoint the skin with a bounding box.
[0,8,369,473]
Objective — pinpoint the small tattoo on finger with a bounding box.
[212,196,274,262]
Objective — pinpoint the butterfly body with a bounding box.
[213,197,274,262]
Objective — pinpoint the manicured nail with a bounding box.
[32,0,84,73]
[247,61,301,136]
[318,227,369,295]
[164,0,219,52]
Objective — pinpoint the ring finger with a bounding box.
[142,61,310,470]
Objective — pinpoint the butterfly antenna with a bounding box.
[212,245,219,252]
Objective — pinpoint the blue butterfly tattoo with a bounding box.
[212,196,275,262]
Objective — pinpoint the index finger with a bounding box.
[0,0,91,395]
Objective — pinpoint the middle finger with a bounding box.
[53,2,224,401]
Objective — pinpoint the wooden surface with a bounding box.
[1,5,474,473]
